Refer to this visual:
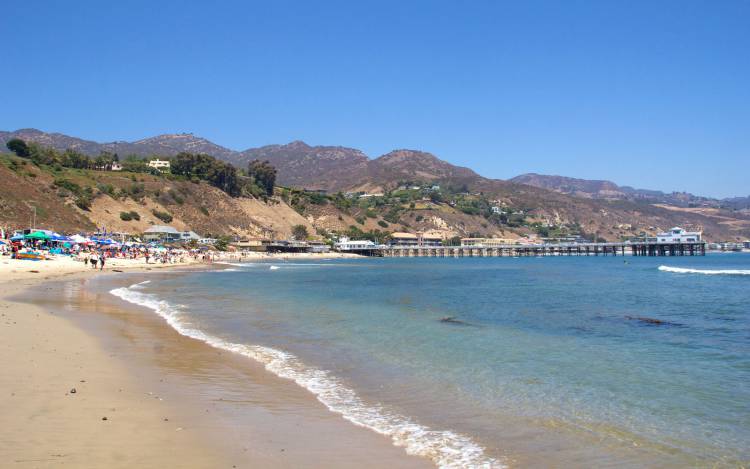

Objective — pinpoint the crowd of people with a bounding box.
[1,229,217,268]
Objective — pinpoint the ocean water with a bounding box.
[111,254,750,467]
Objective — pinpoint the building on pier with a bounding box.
[335,237,378,251]
[656,227,702,243]
[461,237,517,247]
[388,232,443,247]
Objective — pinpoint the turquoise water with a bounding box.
[112,254,750,467]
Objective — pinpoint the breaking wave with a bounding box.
[110,282,503,468]
[658,266,750,276]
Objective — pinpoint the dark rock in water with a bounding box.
[113,269,123,272]
[625,316,681,327]
[69,388,76,394]
[439,316,472,326]
[102,416,108,421]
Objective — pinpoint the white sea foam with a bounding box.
[658,266,750,276]
[269,265,280,270]
[110,282,504,468]
[216,262,252,267]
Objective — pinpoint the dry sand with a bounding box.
[0,255,432,468]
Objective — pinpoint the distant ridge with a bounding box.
[1,128,747,207]
[2,128,749,241]
[508,173,745,209]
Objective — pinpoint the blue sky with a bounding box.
[2,1,748,198]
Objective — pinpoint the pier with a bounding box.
[342,241,706,258]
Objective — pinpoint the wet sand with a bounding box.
[1,268,432,468]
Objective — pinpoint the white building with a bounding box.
[335,237,377,251]
[110,162,123,171]
[148,159,171,171]
[656,227,702,244]
[180,231,200,241]
[143,225,181,242]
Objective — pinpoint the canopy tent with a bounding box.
[10,235,24,241]
[25,231,52,240]
[51,233,71,242]
[69,234,89,244]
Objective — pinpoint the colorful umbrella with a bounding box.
[24,231,51,240]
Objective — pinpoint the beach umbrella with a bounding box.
[25,231,51,240]
[0,240,5,245]
[10,234,24,241]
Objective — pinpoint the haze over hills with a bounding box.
[2,128,749,242]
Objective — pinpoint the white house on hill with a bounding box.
[148,159,171,171]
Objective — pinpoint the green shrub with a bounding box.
[199,206,209,216]
[53,178,82,195]
[97,183,116,197]
[377,220,389,228]
[120,211,133,221]
[75,195,91,211]
[152,209,173,223]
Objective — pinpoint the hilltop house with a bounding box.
[656,227,702,244]
[148,159,171,171]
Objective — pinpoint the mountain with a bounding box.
[0,129,236,160]
[2,128,749,242]
[235,141,370,190]
[509,173,719,208]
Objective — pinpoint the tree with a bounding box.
[171,152,243,197]
[247,160,277,196]
[6,138,31,157]
[291,224,309,240]
[214,235,232,251]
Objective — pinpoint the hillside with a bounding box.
[2,129,749,242]
[0,153,316,239]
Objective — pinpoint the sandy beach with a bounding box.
[0,255,432,468]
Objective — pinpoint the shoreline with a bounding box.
[0,258,433,468]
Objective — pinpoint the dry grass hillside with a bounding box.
[0,153,316,239]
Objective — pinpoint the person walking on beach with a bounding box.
[89,251,99,269]
[99,251,105,270]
